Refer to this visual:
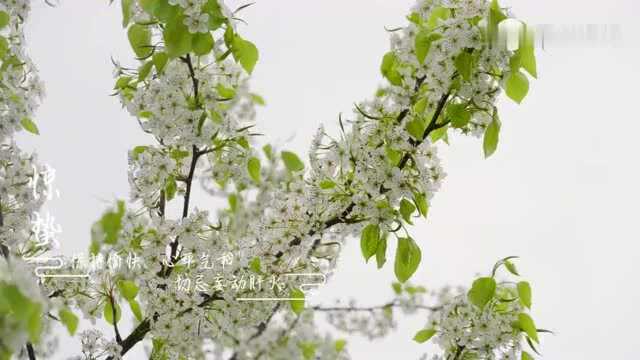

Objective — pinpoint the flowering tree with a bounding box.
[0,0,547,359]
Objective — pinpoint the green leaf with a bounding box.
[152,52,169,74]
[406,118,426,140]
[228,193,238,212]
[0,36,8,59]
[454,51,475,81]
[59,308,79,336]
[289,288,305,315]
[468,277,496,309]
[376,234,387,269]
[121,0,133,28]
[413,192,429,218]
[138,0,158,14]
[224,25,235,47]
[504,260,519,276]
[281,151,305,172]
[522,351,534,360]
[104,300,122,325]
[513,23,537,78]
[505,71,530,103]
[165,176,177,202]
[170,149,190,161]
[192,32,214,56]
[251,93,266,106]
[2,284,42,342]
[89,239,100,256]
[429,124,449,144]
[0,348,11,360]
[231,36,259,74]
[413,97,428,116]
[100,201,126,245]
[360,224,380,263]
[153,0,179,22]
[132,146,148,159]
[298,342,316,360]
[386,146,402,167]
[394,237,422,283]
[128,24,152,58]
[380,52,403,86]
[399,198,416,224]
[334,339,347,352]
[518,313,539,343]
[262,144,273,160]
[138,60,154,81]
[0,11,10,29]
[114,76,132,90]
[487,0,508,42]
[407,12,422,25]
[406,285,426,295]
[413,328,437,343]
[26,302,42,343]
[118,280,139,300]
[517,281,532,309]
[392,282,402,295]
[319,179,336,189]
[128,299,143,321]
[20,117,39,135]
[414,30,441,64]
[447,103,471,129]
[249,257,261,274]
[216,84,236,99]
[247,157,261,184]
[163,16,192,58]
[427,6,450,28]
[483,116,501,158]
[203,0,226,30]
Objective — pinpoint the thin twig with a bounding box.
[26,343,36,360]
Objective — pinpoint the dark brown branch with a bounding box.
[116,318,151,357]
[26,343,36,360]
[115,59,449,359]
[109,294,123,344]
[398,92,451,169]
[259,92,452,350]
[182,145,200,219]
[115,52,207,360]
[158,190,166,218]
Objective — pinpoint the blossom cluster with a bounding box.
[0,0,44,143]
[0,0,542,359]
[0,144,49,250]
[86,0,540,358]
[0,1,56,358]
[414,260,542,360]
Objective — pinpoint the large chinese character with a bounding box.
[31,211,62,249]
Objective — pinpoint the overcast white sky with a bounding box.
[16,0,640,359]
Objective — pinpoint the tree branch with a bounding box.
[115,54,210,356]
[109,293,123,344]
[25,343,36,360]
